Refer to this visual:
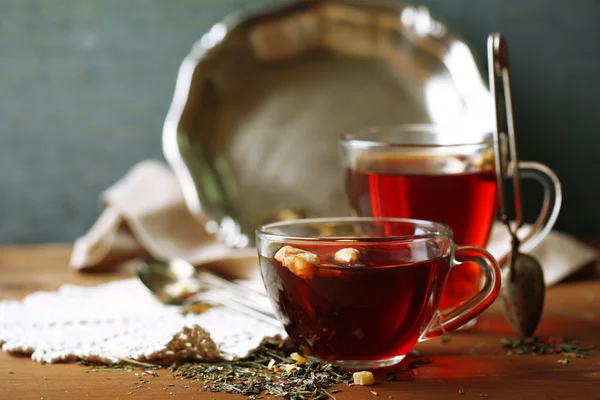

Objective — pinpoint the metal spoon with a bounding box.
[138,257,281,327]
[488,33,545,338]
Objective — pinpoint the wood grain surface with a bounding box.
[1,244,599,400]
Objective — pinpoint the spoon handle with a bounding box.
[195,291,282,327]
[488,32,522,236]
[196,271,273,311]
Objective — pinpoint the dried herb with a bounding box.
[77,343,434,398]
[500,337,596,357]
[144,369,160,377]
[384,356,432,382]
[458,388,465,395]
[405,357,433,369]
[385,371,411,382]
[386,373,401,382]
[170,344,353,399]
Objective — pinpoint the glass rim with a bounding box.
[256,216,453,245]
[339,123,493,148]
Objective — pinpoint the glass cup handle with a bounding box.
[497,161,562,266]
[421,245,502,340]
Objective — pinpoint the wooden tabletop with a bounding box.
[1,244,599,400]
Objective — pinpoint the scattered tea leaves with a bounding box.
[406,357,433,369]
[557,359,570,364]
[74,342,434,398]
[500,337,596,357]
[171,344,353,399]
[79,360,161,395]
[458,388,465,395]
[384,356,432,382]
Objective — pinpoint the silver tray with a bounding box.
[162,0,493,247]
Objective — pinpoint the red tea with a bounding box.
[260,244,450,363]
[345,154,497,309]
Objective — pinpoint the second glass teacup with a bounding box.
[256,217,501,369]
[339,125,561,312]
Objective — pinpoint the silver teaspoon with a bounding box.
[138,257,281,327]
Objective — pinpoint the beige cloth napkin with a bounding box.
[70,160,257,279]
[71,161,597,286]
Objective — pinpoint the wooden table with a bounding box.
[1,244,599,400]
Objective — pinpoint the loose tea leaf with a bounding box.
[405,357,433,369]
[500,337,596,357]
[80,341,434,398]
[170,344,353,399]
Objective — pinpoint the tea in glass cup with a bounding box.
[339,125,560,311]
[256,217,501,369]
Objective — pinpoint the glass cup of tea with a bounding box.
[339,125,561,312]
[256,217,501,369]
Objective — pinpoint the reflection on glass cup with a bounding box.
[256,217,501,369]
[339,125,561,312]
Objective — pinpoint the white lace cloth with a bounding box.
[0,279,284,364]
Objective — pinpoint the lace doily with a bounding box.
[0,279,284,364]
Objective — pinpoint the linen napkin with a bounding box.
[70,160,597,286]
[70,160,257,279]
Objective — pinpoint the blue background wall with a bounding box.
[1,0,598,243]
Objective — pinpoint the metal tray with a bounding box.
[162,0,493,247]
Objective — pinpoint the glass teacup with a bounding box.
[339,125,560,312]
[256,217,501,369]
